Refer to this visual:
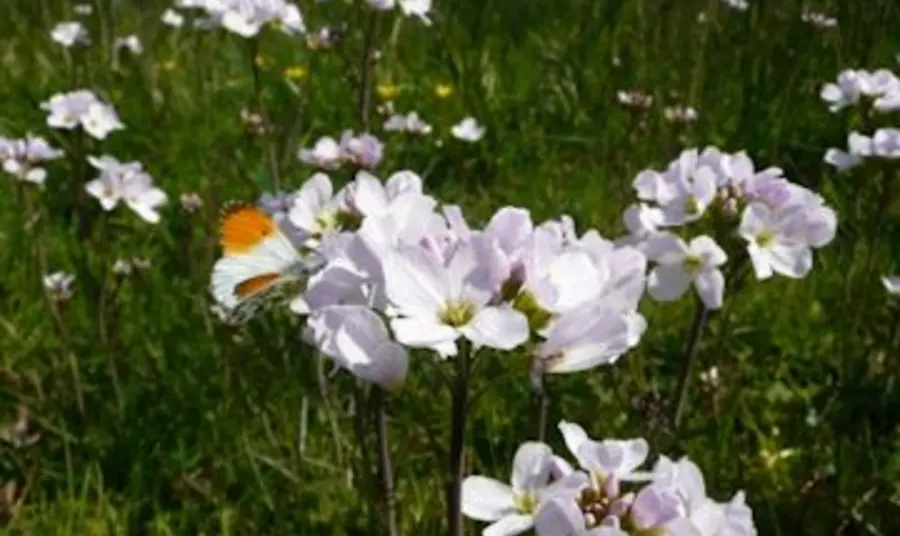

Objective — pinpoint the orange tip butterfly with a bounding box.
[210,203,321,323]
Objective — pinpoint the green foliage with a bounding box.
[1,0,900,534]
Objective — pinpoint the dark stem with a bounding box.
[373,388,398,536]
[535,373,549,443]
[247,36,281,192]
[350,380,378,535]
[672,300,710,430]
[447,343,471,536]
[357,11,380,131]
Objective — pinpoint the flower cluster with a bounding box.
[820,68,900,113]
[177,0,305,38]
[462,421,756,536]
[822,68,900,172]
[224,169,647,389]
[85,156,168,223]
[0,135,63,186]
[298,131,385,170]
[622,148,836,309]
[383,111,433,135]
[40,89,124,140]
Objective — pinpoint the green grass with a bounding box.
[1,0,900,534]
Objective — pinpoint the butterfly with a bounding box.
[210,203,321,324]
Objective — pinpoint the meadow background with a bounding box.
[1,0,900,534]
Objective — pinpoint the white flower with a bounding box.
[384,236,529,358]
[664,105,699,123]
[287,173,352,239]
[41,90,124,140]
[43,272,76,301]
[398,0,432,25]
[739,203,812,280]
[0,135,64,185]
[161,8,185,26]
[557,421,649,495]
[821,69,900,113]
[451,117,486,142]
[383,111,432,135]
[51,21,89,47]
[114,35,143,55]
[645,233,728,309]
[304,305,409,390]
[180,0,304,37]
[85,156,167,223]
[74,3,93,15]
[298,136,343,169]
[462,442,588,536]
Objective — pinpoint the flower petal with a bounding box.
[461,476,516,522]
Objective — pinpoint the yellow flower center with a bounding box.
[439,300,475,328]
[756,229,775,248]
[514,491,538,514]
[684,195,700,215]
[683,254,704,274]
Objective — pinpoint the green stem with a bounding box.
[447,341,471,536]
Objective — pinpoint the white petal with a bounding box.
[768,243,813,279]
[746,244,773,280]
[384,247,449,317]
[460,476,516,522]
[689,235,727,267]
[694,269,725,310]
[483,515,534,536]
[557,421,589,465]
[461,306,528,352]
[533,497,584,536]
[644,232,689,264]
[389,317,458,355]
[647,265,692,302]
[511,442,553,491]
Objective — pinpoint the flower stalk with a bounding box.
[672,298,710,430]
[447,341,472,536]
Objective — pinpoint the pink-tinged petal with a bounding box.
[663,518,704,536]
[351,170,389,217]
[461,306,528,351]
[384,170,422,198]
[384,247,449,316]
[557,421,589,461]
[484,515,534,536]
[644,233,689,264]
[127,201,161,223]
[511,442,553,491]
[461,476,516,522]
[768,243,813,279]
[538,308,632,373]
[648,265,692,302]
[738,204,772,241]
[533,497,584,536]
[694,269,725,310]
[389,317,457,355]
[486,206,533,255]
[746,244,773,280]
[689,235,727,267]
[537,471,590,502]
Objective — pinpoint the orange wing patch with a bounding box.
[234,272,282,298]
[220,205,276,255]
